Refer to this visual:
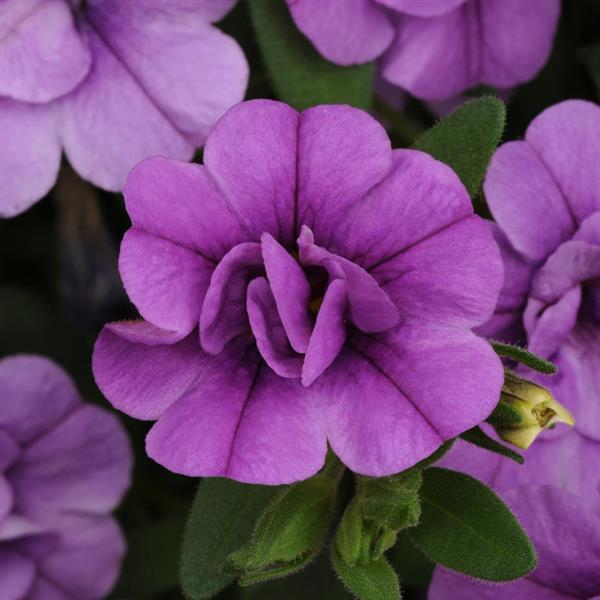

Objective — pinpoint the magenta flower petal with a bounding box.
[327,150,471,268]
[0,0,91,103]
[261,233,312,353]
[95,100,503,484]
[0,548,34,600]
[200,242,263,355]
[297,104,392,245]
[146,347,326,484]
[525,100,600,223]
[286,0,394,66]
[204,100,299,245]
[302,279,348,387]
[247,277,303,379]
[375,0,466,17]
[124,157,249,262]
[0,99,61,218]
[93,322,209,420]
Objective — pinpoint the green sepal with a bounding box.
[486,396,523,426]
[459,426,524,464]
[331,548,402,600]
[491,341,558,374]
[413,96,506,198]
[229,455,343,576]
[408,468,537,582]
[334,499,364,566]
[247,0,374,110]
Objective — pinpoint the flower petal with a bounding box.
[119,228,214,336]
[200,243,263,355]
[204,100,299,245]
[146,347,326,484]
[0,98,60,217]
[261,233,312,353]
[525,100,600,224]
[297,105,392,246]
[0,356,79,444]
[375,0,467,16]
[302,279,348,387]
[0,0,91,102]
[0,548,35,600]
[287,0,394,65]
[93,322,209,420]
[484,141,577,262]
[372,216,502,328]
[11,405,131,517]
[247,277,303,379]
[327,150,472,268]
[124,157,248,262]
[0,475,13,525]
[0,430,19,472]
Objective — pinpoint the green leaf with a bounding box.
[331,549,401,600]
[408,468,537,581]
[413,96,505,198]
[180,479,279,600]
[390,532,434,589]
[459,427,524,464]
[491,341,558,374]
[247,0,374,110]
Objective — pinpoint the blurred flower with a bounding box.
[0,0,248,217]
[287,0,559,100]
[440,100,600,503]
[428,485,600,599]
[93,99,503,485]
[0,355,132,599]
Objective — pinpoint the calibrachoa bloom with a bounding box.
[93,99,504,485]
[0,355,132,599]
[0,0,247,217]
[287,0,559,100]
[458,99,600,499]
[428,485,600,599]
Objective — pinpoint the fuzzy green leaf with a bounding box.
[180,479,279,600]
[408,468,536,581]
[413,96,505,197]
[331,549,402,600]
[247,0,374,110]
[460,427,524,464]
[492,341,558,374]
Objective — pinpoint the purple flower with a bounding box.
[92,99,503,485]
[460,99,600,497]
[428,485,600,599]
[0,0,248,217]
[0,355,132,599]
[287,0,559,100]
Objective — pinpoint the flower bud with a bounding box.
[493,370,575,449]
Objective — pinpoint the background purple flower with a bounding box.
[287,0,559,100]
[93,99,504,485]
[428,485,600,599]
[0,0,248,217]
[0,355,132,599]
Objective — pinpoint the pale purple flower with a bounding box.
[463,99,600,497]
[287,0,559,100]
[428,485,600,599]
[0,0,248,217]
[92,99,503,485]
[0,355,132,599]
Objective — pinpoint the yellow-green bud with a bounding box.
[494,370,575,449]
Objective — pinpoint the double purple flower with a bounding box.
[0,0,248,217]
[288,0,559,100]
[93,99,504,485]
[0,355,131,599]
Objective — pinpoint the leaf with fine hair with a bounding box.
[408,468,537,581]
[180,479,279,600]
[491,341,558,374]
[414,96,505,198]
[460,426,524,464]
